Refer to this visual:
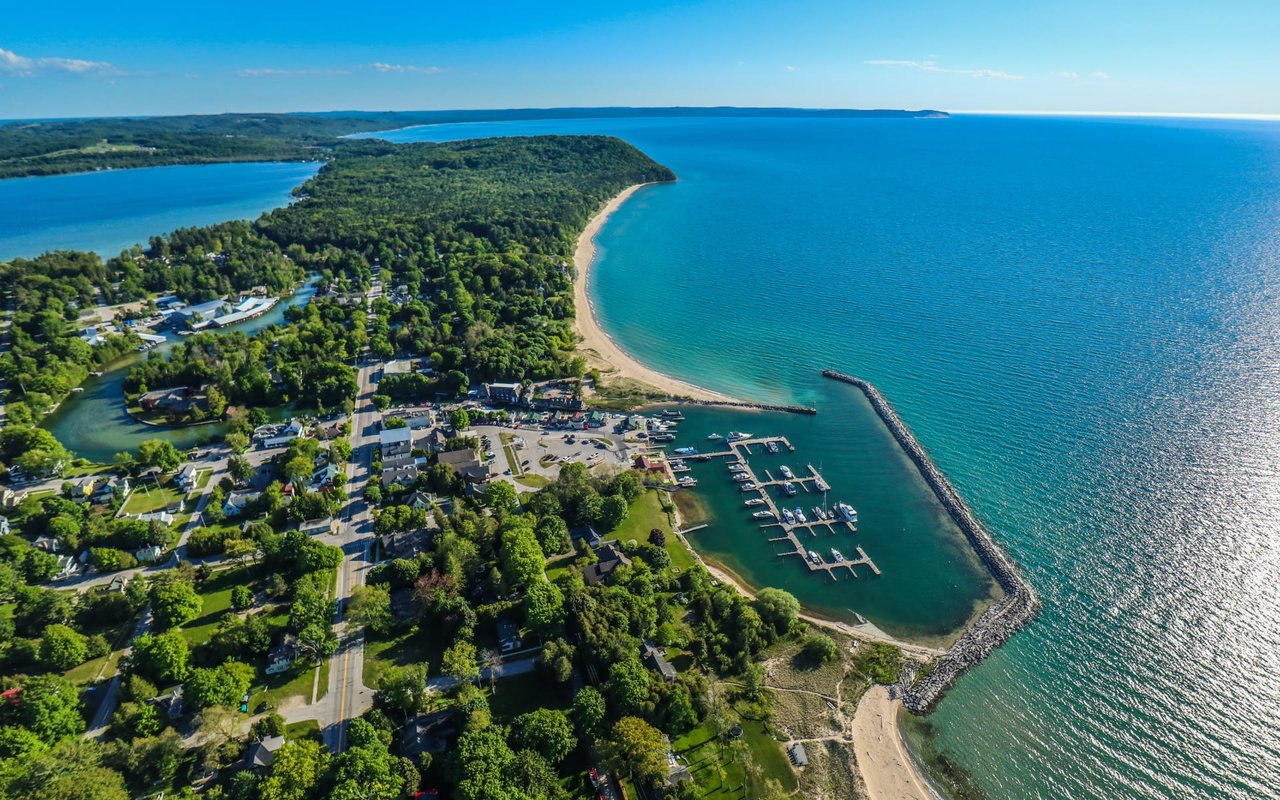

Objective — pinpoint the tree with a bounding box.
[535,515,571,556]
[648,528,666,548]
[510,708,574,765]
[148,575,202,628]
[231,584,254,610]
[449,408,470,430]
[753,588,800,639]
[524,580,564,635]
[184,661,254,710]
[330,437,353,464]
[540,639,575,684]
[296,622,338,663]
[196,705,248,769]
[228,454,255,484]
[23,548,59,584]
[442,639,480,684]
[597,494,629,532]
[348,584,394,634]
[110,701,161,741]
[802,634,841,665]
[40,624,89,671]
[136,439,181,472]
[449,728,520,800]
[131,630,192,684]
[375,664,429,718]
[606,657,650,717]
[5,674,84,743]
[122,730,185,785]
[330,731,405,800]
[225,432,250,454]
[854,642,903,684]
[483,481,518,516]
[258,739,330,800]
[605,717,668,785]
[572,686,607,741]
[0,738,129,800]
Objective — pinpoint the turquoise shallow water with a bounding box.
[373,116,1280,799]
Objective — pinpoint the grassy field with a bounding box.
[603,490,696,572]
[181,567,250,645]
[672,724,749,799]
[257,658,327,709]
[362,624,443,690]
[499,432,525,477]
[486,671,571,722]
[284,719,322,742]
[514,473,550,489]
[121,478,188,515]
[740,720,798,792]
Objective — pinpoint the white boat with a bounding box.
[779,465,794,479]
[782,481,798,497]
[808,550,823,565]
[835,502,858,523]
[677,476,697,487]
[707,433,723,440]
[728,463,748,473]
[794,508,807,523]
[670,459,687,468]
[732,473,751,482]
[814,479,829,492]
[674,447,698,456]
[765,441,780,454]
[752,510,775,520]
[672,465,691,473]
[727,431,753,442]
[744,498,766,507]
[739,482,758,492]
[831,548,845,562]
[781,508,796,524]
[812,506,827,521]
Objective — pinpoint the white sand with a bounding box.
[852,685,937,800]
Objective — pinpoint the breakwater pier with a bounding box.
[820,369,1038,711]
[667,435,881,579]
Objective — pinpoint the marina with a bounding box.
[665,434,881,580]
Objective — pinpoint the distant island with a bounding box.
[0,106,948,179]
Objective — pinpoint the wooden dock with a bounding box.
[674,436,880,580]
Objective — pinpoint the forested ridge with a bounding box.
[0,107,943,179]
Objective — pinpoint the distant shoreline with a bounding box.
[573,183,742,403]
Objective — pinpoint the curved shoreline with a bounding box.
[573,183,743,404]
[821,370,1040,712]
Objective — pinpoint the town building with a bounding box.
[583,540,632,586]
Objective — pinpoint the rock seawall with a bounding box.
[682,398,818,415]
[821,369,1038,712]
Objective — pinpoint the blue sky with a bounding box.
[3,0,1279,118]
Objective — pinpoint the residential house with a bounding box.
[309,463,342,491]
[382,464,419,487]
[0,515,12,535]
[126,510,174,525]
[222,491,260,517]
[265,635,298,676]
[32,534,58,552]
[641,640,678,683]
[299,517,336,536]
[583,540,632,586]
[406,490,433,510]
[401,711,459,759]
[380,426,414,469]
[245,735,286,769]
[497,619,522,653]
[70,477,97,503]
[139,386,206,415]
[175,464,199,491]
[378,518,439,561]
[438,448,488,486]
[106,574,130,593]
[55,554,81,579]
[134,545,165,564]
[423,428,449,454]
[93,475,128,503]
[261,418,305,448]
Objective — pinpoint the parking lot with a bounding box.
[473,424,634,481]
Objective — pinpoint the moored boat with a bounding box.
[727,431,753,442]
[814,479,828,492]
[831,548,844,562]
[808,550,822,565]
[739,482,758,492]
[744,498,766,507]
[781,508,796,524]
[674,447,698,456]
[779,465,794,479]
[752,510,775,520]
[765,441,779,454]
[794,508,807,523]
[732,473,751,482]
[835,502,858,523]
[782,481,798,497]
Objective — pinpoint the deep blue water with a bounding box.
[371,115,1280,799]
[0,160,319,261]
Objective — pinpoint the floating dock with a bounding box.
[671,435,880,580]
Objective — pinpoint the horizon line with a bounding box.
[953,109,1280,121]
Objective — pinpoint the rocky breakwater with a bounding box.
[821,369,1039,712]
[683,398,818,415]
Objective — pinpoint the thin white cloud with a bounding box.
[866,59,1022,80]
[1054,71,1080,79]
[369,62,442,74]
[785,65,796,72]
[1053,70,1111,81]
[0,47,118,76]
[236,67,350,78]
[1090,71,1110,80]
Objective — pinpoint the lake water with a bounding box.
[0,160,321,460]
[0,161,319,261]
[369,116,1280,799]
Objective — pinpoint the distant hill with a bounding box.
[0,107,947,179]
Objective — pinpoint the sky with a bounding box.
[3,0,1279,119]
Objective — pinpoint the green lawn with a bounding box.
[603,490,696,572]
[181,567,251,646]
[363,624,442,690]
[257,657,328,709]
[284,719,322,742]
[61,461,111,478]
[499,433,525,477]
[515,474,550,489]
[740,720,797,792]
[194,469,213,490]
[671,724,749,799]
[121,479,188,515]
[485,671,571,723]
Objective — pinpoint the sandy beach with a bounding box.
[573,183,739,403]
[853,685,938,800]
